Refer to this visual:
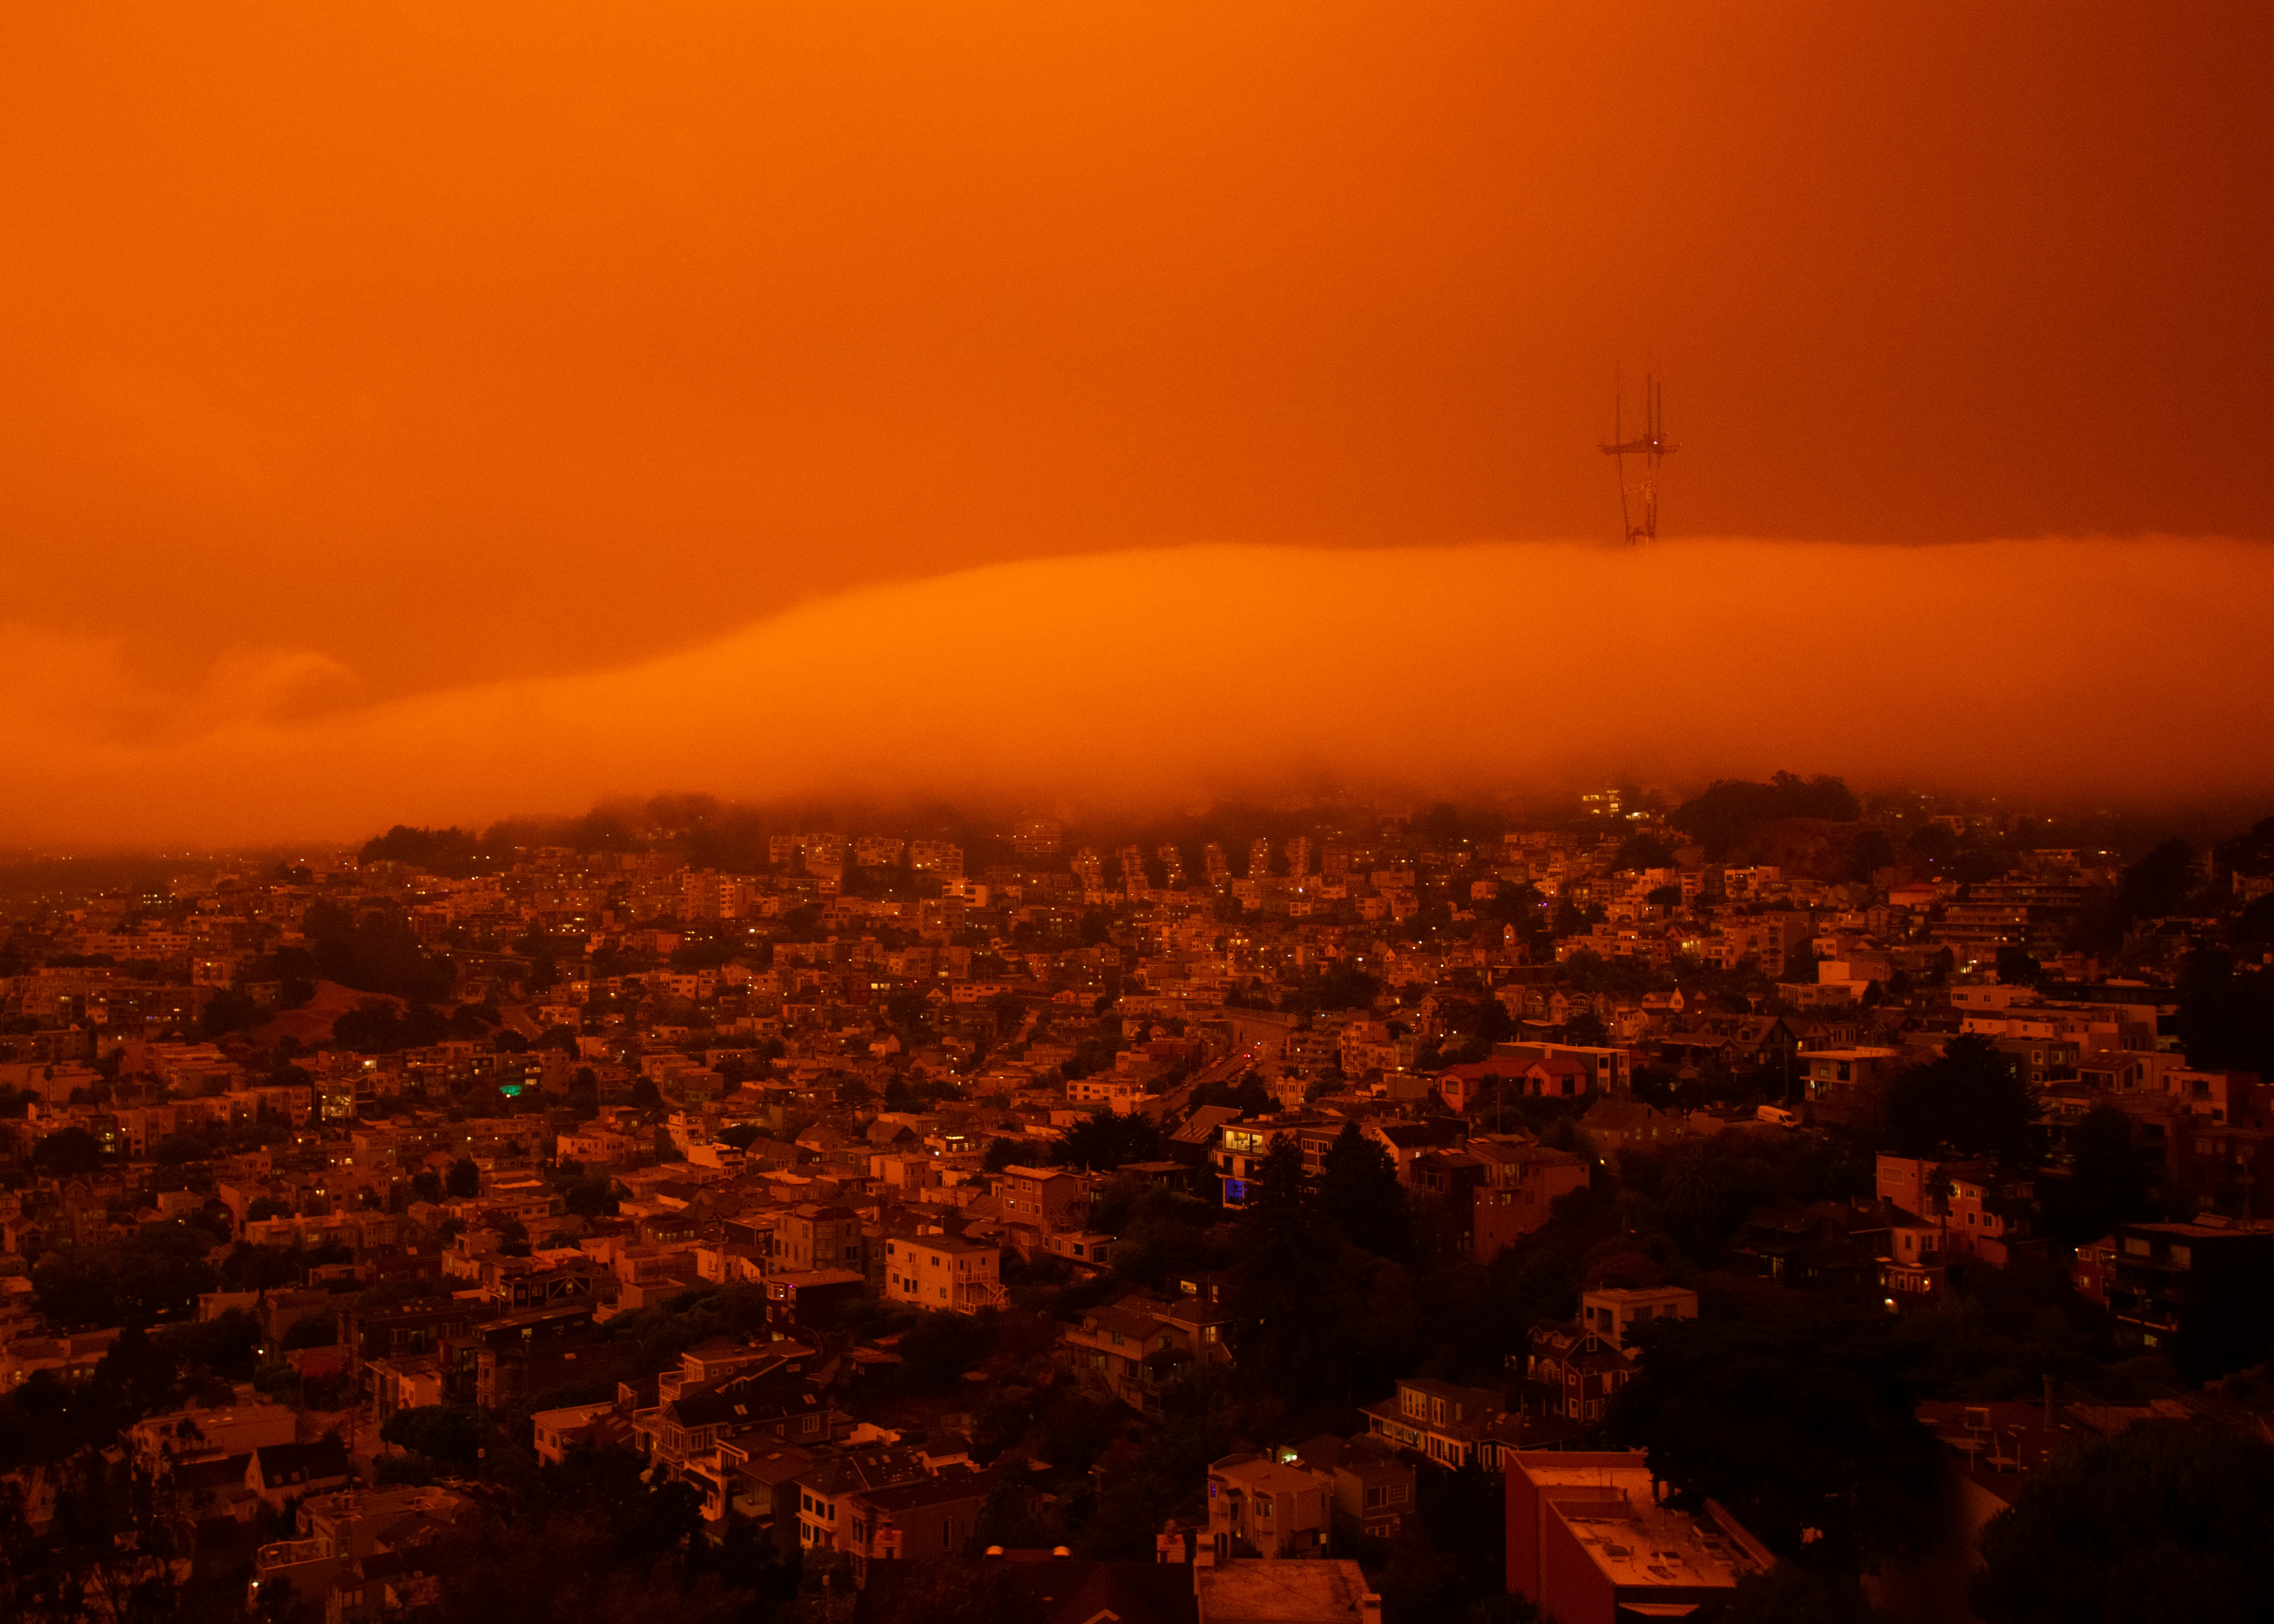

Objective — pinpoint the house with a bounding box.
[1519,1057,1592,1100]
[1505,1451,1773,1624]
[1040,1230,1119,1272]
[1407,1149,1489,1250]
[1577,1098,1680,1172]
[1576,1286,1696,1352]
[128,1400,298,1476]
[764,1268,868,1329]
[247,1438,352,1508]
[792,1446,935,1555]
[1359,1118,1467,1183]
[882,1232,1004,1312]
[1061,1299,1191,1414]
[1518,1324,1633,1428]
[1206,1454,1335,1560]
[996,1164,1093,1233]
[447,1302,606,1411]
[531,1401,615,1465]
[1878,1211,1948,1311]
[637,1364,846,1503]
[1287,1435,1416,1539]
[778,1203,867,1272]
[1940,1162,2040,1267]
[839,1466,995,1582]
[1727,1203,1890,1298]
[156,1443,256,1521]
[1799,1047,1904,1130]
[1361,1378,1520,1472]
[1214,1116,1344,1205]
[2079,1216,2274,1380]
[1435,1058,1529,1115]
[1491,1041,1633,1096]
[1467,1139,1591,1264]
[1875,1155,2038,1270]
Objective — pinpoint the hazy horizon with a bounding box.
[3,537,2269,849]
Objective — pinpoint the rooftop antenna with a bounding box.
[1601,369,1677,544]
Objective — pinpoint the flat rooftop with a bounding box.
[1196,1558,1375,1624]
[1519,1456,1767,1592]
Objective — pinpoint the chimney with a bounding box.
[1360,1594,1383,1622]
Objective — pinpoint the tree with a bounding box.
[2174,950,2274,1077]
[1607,1289,1942,1572]
[885,988,932,1033]
[334,997,452,1053]
[1883,1034,2034,1162]
[1993,945,2044,987]
[410,1169,445,1205]
[282,1313,338,1350]
[304,898,457,1001]
[1671,773,1861,859]
[1223,1139,1374,1408]
[360,824,491,876]
[445,1157,481,1198]
[2042,1105,2152,1247]
[1188,1073,1273,1117]
[1375,1459,1511,1624]
[31,1224,221,1331]
[380,1402,480,1467]
[1654,1139,1754,1241]
[562,1173,619,1218]
[1051,1109,1162,1172]
[1317,1123,1411,1260]
[1613,831,1677,872]
[31,1128,104,1177]
[1973,1420,2274,1624]
[982,1136,1024,1172]
[198,988,262,1039]
[2115,837,2197,927]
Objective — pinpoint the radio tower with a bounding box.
[1600,372,1676,544]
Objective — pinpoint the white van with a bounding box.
[1755,1104,1801,1128]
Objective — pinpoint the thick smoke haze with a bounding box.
[3,3,2269,710]
[3,539,2269,848]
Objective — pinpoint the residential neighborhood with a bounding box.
[4,783,2274,1622]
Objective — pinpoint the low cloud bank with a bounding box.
[4,537,2269,846]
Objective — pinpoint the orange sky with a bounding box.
[3,5,2270,839]
[4,539,2271,846]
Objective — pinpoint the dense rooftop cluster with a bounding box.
[4,782,2274,1623]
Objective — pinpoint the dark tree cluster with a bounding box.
[1671,772,1861,859]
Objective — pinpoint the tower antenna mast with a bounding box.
[1600,371,1678,544]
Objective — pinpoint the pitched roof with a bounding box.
[251,1438,351,1485]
